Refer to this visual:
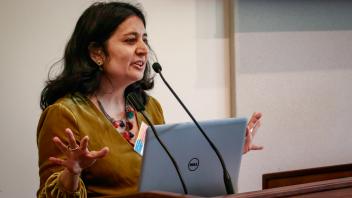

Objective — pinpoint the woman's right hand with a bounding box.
[49,128,109,176]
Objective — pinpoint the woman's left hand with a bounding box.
[243,112,263,154]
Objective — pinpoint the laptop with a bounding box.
[138,117,247,197]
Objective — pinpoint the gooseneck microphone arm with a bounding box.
[152,62,235,194]
[126,93,188,194]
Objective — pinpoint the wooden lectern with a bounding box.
[109,164,352,197]
[115,176,352,198]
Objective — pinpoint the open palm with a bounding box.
[49,128,109,175]
[243,112,263,154]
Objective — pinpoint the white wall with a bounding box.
[235,0,352,192]
[0,0,230,197]
[143,0,231,122]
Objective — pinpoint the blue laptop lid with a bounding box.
[138,117,247,197]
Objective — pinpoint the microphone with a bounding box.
[152,62,235,194]
[126,92,188,194]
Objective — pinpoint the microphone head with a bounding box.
[127,92,145,112]
[152,62,162,73]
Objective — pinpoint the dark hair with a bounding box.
[40,2,154,110]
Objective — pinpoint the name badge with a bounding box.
[134,121,148,156]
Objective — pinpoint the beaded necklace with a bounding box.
[96,98,136,145]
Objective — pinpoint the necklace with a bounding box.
[96,98,135,144]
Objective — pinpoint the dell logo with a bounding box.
[188,158,199,171]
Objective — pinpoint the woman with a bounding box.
[37,2,262,197]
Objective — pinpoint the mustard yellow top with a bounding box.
[37,93,165,198]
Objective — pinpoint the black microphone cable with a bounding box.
[152,62,235,194]
[126,92,188,194]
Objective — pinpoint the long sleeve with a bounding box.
[38,171,86,198]
[36,94,165,197]
[37,103,87,198]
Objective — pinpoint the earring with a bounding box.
[96,60,103,66]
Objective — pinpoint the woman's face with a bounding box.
[103,15,149,86]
